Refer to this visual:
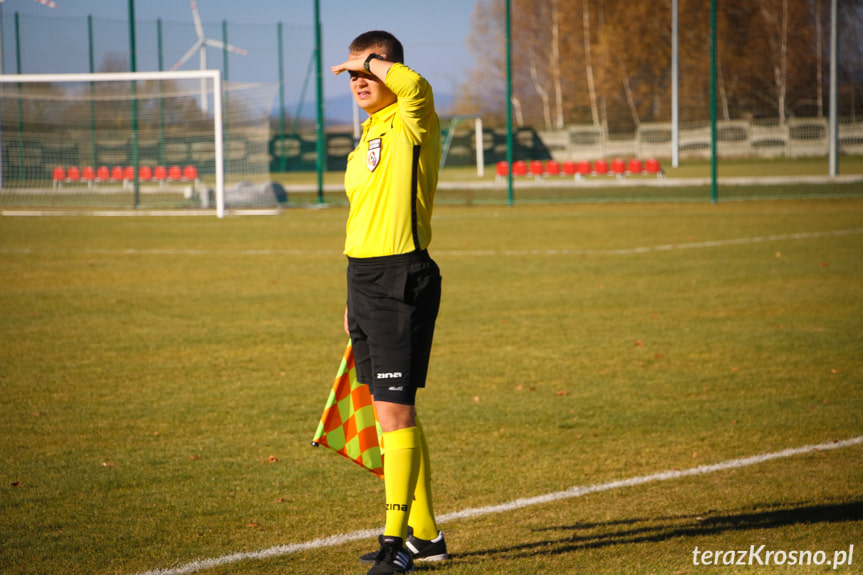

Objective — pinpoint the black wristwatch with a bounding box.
[364,53,383,73]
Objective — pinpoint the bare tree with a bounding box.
[758,0,790,123]
[458,0,863,128]
[549,0,564,129]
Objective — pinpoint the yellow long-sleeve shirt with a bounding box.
[343,63,440,258]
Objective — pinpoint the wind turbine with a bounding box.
[0,0,57,190]
[0,0,58,74]
[0,0,58,7]
[171,0,247,113]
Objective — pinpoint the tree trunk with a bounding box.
[778,0,788,123]
[550,0,564,129]
[511,96,525,127]
[622,68,640,129]
[530,57,552,128]
[759,0,788,123]
[583,1,600,127]
[815,0,823,118]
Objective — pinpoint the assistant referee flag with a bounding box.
[311,341,384,478]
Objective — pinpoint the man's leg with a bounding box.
[360,403,448,567]
[375,401,419,542]
[406,416,439,541]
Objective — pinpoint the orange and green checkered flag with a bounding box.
[311,340,383,479]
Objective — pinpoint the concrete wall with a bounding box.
[537,118,863,162]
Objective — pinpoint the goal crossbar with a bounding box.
[0,70,227,217]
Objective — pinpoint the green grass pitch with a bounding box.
[1,197,861,574]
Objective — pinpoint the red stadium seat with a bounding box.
[81,166,95,181]
[576,161,591,176]
[138,166,153,181]
[123,166,136,181]
[67,166,81,182]
[611,158,626,175]
[96,166,110,181]
[168,165,182,180]
[545,160,561,176]
[495,160,508,177]
[529,160,544,178]
[512,160,528,176]
[154,166,168,182]
[594,159,609,175]
[183,165,198,181]
[628,159,643,174]
[562,161,577,176]
[645,158,662,174]
[111,166,124,181]
[52,167,65,189]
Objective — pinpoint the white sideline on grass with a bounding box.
[135,435,863,575]
[3,228,862,259]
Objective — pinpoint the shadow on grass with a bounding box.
[451,500,862,563]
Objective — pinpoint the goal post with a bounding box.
[440,114,485,177]
[0,70,276,217]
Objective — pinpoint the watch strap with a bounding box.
[364,53,383,74]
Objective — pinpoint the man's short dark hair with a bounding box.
[349,30,404,64]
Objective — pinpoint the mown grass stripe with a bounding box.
[4,228,861,259]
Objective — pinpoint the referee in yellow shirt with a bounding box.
[331,31,448,575]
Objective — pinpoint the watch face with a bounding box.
[364,53,381,73]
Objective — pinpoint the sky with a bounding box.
[0,0,478,120]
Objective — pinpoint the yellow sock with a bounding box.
[407,417,439,541]
[382,426,420,541]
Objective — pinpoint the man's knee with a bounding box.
[374,400,416,432]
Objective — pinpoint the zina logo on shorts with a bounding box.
[376,371,403,379]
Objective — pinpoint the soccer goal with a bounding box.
[0,70,277,217]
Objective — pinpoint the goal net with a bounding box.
[0,70,278,216]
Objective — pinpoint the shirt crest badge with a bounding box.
[367,138,381,172]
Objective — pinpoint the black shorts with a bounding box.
[346,250,441,406]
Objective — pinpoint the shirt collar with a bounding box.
[363,101,398,129]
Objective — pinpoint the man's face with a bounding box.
[349,47,397,115]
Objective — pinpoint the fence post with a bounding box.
[709,0,718,203]
[314,0,324,204]
[505,0,514,206]
[128,0,140,208]
[278,22,287,173]
[829,0,838,177]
